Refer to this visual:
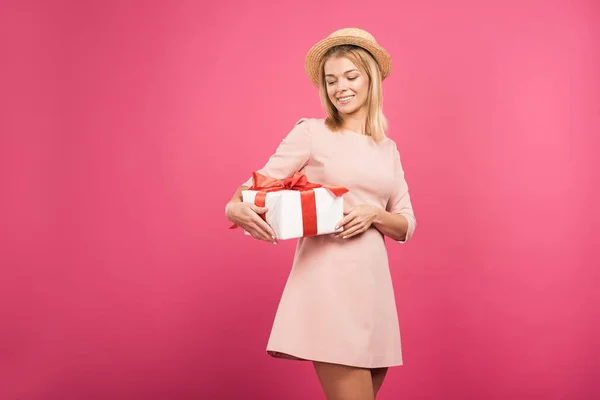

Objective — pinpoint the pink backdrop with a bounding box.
[1,0,599,399]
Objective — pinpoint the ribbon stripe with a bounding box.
[300,190,318,237]
[254,191,268,222]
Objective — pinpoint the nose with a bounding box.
[337,79,348,91]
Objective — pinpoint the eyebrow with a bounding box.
[325,69,359,77]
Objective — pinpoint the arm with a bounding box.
[226,184,277,243]
[383,145,416,243]
[372,210,410,242]
[226,119,312,242]
[238,118,311,187]
[227,185,249,205]
[334,205,411,241]
[335,145,416,242]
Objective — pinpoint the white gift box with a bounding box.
[242,188,344,240]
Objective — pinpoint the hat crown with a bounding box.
[304,27,391,87]
[328,28,377,43]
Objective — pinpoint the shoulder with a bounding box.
[290,117,330,136]
[379,134,399,153]
[379,135,405,166]
[294,117,326,129]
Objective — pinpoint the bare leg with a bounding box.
[370,367,388,398]
[313,361,375,400]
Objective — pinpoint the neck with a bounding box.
[341,108,367,135]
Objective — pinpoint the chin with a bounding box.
[338,107,360,115]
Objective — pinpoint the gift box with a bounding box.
[239,171,348,240]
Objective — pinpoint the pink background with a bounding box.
[1,0,599,399]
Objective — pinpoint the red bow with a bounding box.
[229,172,348,237]
[249,171,347,196]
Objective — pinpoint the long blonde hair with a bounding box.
[317,45,388,142]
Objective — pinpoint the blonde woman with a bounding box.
[225,28,416,400]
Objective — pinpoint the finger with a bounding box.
[247,206,276,240]
[251,219,277,243]
[343,206,358,215]
[250,205,268,214]
[252,223,274,242]
[336,213,356,231]
[336,210,355,226]
[249,226,274,243]
[335,217,360,237]
[338,220,365,237]
[255,218,277,241]
[339,224,365,239]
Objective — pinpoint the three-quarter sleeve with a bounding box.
[386,145,416,243]
[241,118,312,187]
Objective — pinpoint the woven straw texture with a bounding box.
[304,28,392,87]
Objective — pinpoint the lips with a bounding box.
[337,95,354,104]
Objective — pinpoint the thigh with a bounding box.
[313,361,375,400]
[371,367,389,397]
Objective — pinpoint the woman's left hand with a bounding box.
[334,205,381,239]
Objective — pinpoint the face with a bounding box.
[324,56,369,116]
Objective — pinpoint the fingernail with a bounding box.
[342,236,347,239]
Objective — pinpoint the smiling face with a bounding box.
[324,56,370,117]
[316,45,387,141]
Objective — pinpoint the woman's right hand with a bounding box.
[226,201,277,244]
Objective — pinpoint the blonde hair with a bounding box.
[317,45,388,142]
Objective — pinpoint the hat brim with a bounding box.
[304,36,392,87]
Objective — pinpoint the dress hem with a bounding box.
[266,348,403,369]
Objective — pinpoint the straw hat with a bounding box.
[304,28,392,87]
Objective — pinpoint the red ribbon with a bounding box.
[230,171,348,237]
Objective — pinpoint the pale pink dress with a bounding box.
[242,118,416,368]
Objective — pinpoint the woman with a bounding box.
[225,28,416,400]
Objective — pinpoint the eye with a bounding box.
[327,81,336,86]
[348,76,358,81]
